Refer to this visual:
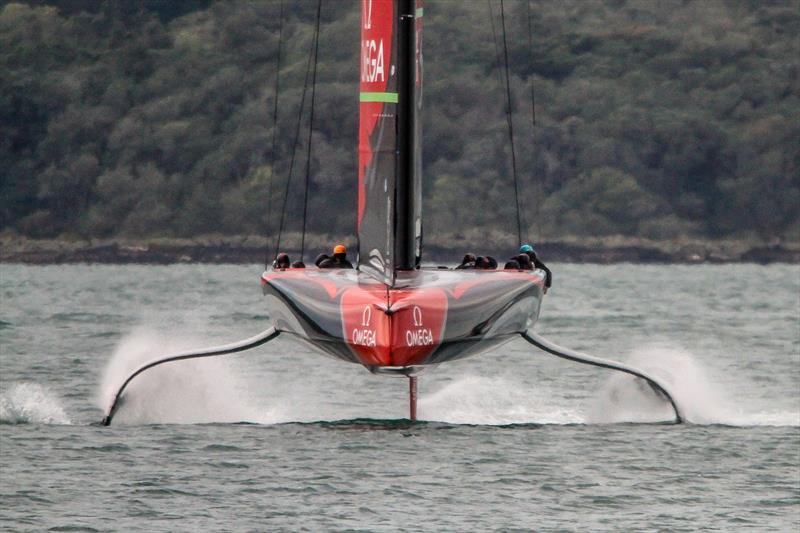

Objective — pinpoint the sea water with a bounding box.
[1,263,798,531]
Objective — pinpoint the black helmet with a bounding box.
[275,253,291,269]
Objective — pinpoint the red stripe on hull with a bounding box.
[342,286,448,367]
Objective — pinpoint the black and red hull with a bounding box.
[261,268,545,372]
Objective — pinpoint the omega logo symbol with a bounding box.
[412,306,423,327]
[363,0,373,29]
[406,306,433,347]
[352,305,376,347]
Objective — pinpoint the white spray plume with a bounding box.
[0,382,71,425]
[587,345,799,426]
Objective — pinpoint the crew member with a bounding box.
[319,244,353,269]
[515,253,533,270]
[520,243,552,288]
[314,253,329,267]
[475,256,497,269]
[455,253,476,269]
[273,252,291,270]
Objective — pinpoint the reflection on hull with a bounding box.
[261,268,545,371]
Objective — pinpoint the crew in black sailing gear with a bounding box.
[291,261,306,268]
[319,244,353,269]
[274,253,291,269]
[475,256,498,269]
[520,243,552,288]
[504,259,520,270]
[314,253,329,267]
[455,253,477,269]
[515,253,533,270]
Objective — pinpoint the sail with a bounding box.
[358,0,423,286]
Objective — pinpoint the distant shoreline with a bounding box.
[2,235,797,265]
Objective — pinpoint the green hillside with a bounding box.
[2,0,798,246]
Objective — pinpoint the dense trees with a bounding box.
[1,0,798,245]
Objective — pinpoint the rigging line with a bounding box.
[489,1,524,247]
[526,0,541,242]
[264,0,284,269]
[300,0,322,263]
[273,8,320,262]
[488,1,515,237]
[487,2,508,131]
[499,0,524,247]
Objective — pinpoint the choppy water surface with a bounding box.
[1,263,798,531]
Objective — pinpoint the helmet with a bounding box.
[333,244,346,254]
[519,244,534,253]
[516,253,533,269]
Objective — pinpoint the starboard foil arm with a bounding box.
[101,326,281,426]
[521,330,683,424]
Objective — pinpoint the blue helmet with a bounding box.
[519,244,534,253]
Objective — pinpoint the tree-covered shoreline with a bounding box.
[2,233,798,265]
[2,0,798,248]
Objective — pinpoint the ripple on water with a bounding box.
[81,443,132,453]
[49,312,113,323]
[48,526,101,532]
[209,461,249,469]
[202,443,244,452]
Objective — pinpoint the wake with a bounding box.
[95,331,798,427]
[422,346,798,427]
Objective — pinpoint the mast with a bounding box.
[394,0,420,271]
[358,0,423,286]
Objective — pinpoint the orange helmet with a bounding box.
[333,244,346,254]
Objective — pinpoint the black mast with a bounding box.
[395,0,420,271]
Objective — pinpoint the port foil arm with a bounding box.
[101,326,281,426]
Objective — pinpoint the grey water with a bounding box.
[1,263,798,531]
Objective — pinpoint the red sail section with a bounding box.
[359,0,397,285]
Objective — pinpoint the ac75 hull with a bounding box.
[261,268,545,372]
